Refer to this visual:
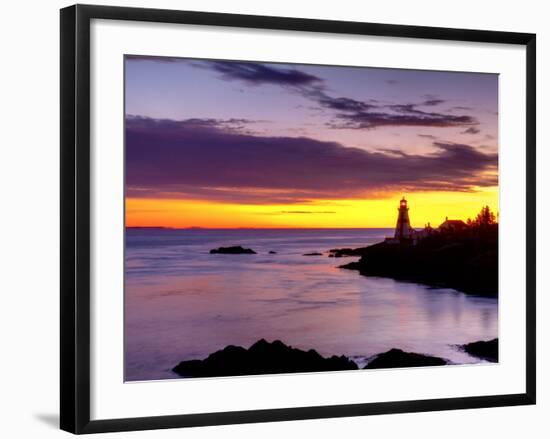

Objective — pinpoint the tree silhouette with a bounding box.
[474,205,496,226]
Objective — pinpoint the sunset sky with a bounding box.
[125,56,498,228]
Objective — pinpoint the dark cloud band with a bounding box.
[126,116,497,204]
[198,60,323,87]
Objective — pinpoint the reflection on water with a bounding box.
[125,228,498,381]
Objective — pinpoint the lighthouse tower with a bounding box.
[394,197,414,240]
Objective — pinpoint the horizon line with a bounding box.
[126,226,401,230]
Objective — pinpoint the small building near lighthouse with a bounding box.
[439,217,467,232]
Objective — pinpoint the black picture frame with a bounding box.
[60,4,536,434]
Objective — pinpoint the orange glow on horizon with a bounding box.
[125,188,498,229]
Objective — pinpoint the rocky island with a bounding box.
[209,245,256,254]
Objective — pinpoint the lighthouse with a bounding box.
[394,197,414,240]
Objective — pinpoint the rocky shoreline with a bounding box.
[364,348,447,369]
[337,225,498,297]
[460,338,498,362]
[171,339,499,378]
[173,339,357,378]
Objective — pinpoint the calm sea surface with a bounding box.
[125,228,498,381]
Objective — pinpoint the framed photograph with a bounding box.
[60,4,536,434]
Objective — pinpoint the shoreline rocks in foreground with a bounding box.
[172,339,357,378]
[209,245,256,254]
[364,348,447,369]
[172,339,454,378]
[460,338,498,362]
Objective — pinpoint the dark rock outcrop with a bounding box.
[364,348,447,369]
[209,246,256,254]
[268,251,277,254]
[303,252,323,256]
[328,247,369,258]
[340,225,498,297]
[172,339,358,378]
[461,338,498,362]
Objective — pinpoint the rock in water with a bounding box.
[172,339,358,378]
[328,247,369,257]
[303,252,323,256]
[461,338,498,362]
[209,246,256,254]
[364,348,447,369]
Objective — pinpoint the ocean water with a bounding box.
[125,228,498,381]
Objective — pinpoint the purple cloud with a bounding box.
[450,105,473,111]
[462,127,481,135]
[327,100,476,129]
[327,108,477,130]
[193,60,478,130]
[306,91,474,130]
[421,99,446,106]
[126,116,497,204]
[197,60,323,87]
[311,93,377,113]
